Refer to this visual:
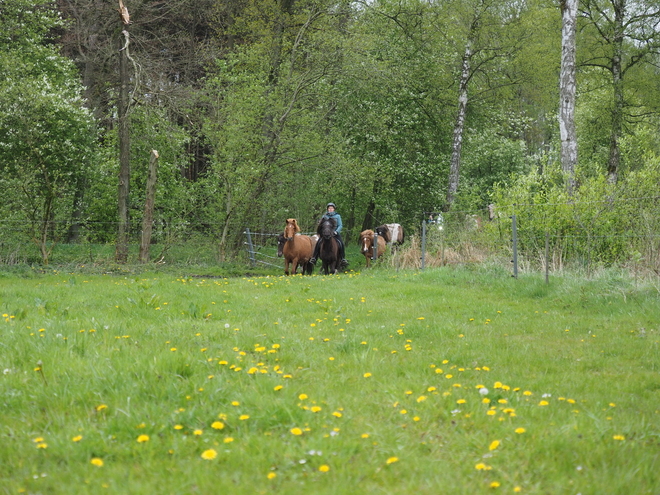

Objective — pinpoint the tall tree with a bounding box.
[116,1,131,262]
[559,0,578,193]
[443,0,528,209]
[0,0,96,263]
[580,0,660,183]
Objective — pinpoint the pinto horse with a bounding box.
[359,229,387,268]
[316,217,340,275]
[281,219,315,275]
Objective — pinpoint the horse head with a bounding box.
[318,218,336,240]
[277,234,286,257]
[360,230,375,255]
[284,218,301,240]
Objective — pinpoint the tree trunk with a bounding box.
[607,0,625,184]
[116,28,131,262]
[559,0,578,194]
[139,150,159,263]
[446,40,472,208]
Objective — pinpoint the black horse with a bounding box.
[316,217,340,275]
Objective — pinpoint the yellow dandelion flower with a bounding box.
[274,385,283,391]
[298,393,308,400]
[36,443,48,449]
[174,424,184,430]
[486,410,497,416]
[267,472,277,479]
[333,411,342,418]
[96,404,108,411]
[386,457,399,465]
[239,415,250,421]
[515,427,526,434]
[417,396,427,403]
[361,433,370,438]
[523,390,532,396]
[211,421,224,430]
[231,401,240,406]
[193,429,203,436]
[201,449,217,460]
[475,463,492,470]
[456,399,466,404]
[613,434,625,441]
[538,400,549,406]
[363,372,372,378]
[490,481,500,488]
[319,464,330,472]
[489,440,500,451]
[136,434,149,443]
[90,458,104,467]
[72,435,83,442]
[310,406,322,413]
[290,427,303,436]
[223,437,234,443]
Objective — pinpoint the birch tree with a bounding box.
[580,0,660,183]
[559,0,578,193]
[444,0,527,209]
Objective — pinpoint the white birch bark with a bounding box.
[446,40,472,208]
[559,0,578,193]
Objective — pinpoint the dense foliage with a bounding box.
[0,0,658,267]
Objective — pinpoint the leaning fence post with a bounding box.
[511,214,518,278]
[245,228,256,267]
[421,220,427,270]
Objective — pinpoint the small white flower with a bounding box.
[479,387,489,395]
[224,323,230,329]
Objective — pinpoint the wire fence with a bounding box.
[0,196,658,276]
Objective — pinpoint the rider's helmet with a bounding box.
[326,202,336,209]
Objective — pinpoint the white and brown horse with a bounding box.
[281,219,316,275]
[375,223,404,247]
[359,229,387,268]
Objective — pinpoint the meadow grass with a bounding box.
[0,266,659,494]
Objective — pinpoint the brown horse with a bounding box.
[359,229,387,268]
[282,219,315,275]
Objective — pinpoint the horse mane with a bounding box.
[286,218,301,233]
[317,216,336,235]
[360,229,374,240]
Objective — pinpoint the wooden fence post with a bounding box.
[139,150,159,263]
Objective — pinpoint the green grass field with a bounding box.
[1,265,659,494]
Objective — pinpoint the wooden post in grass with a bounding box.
[511,214,518,278]
[139,150,159,263]
[545,231,549,284]
[421,219,427,270]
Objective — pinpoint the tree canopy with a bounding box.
[1,0,659,262]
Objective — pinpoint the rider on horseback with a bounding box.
[309,202,349,268]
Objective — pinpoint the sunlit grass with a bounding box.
[0,267,658,494]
